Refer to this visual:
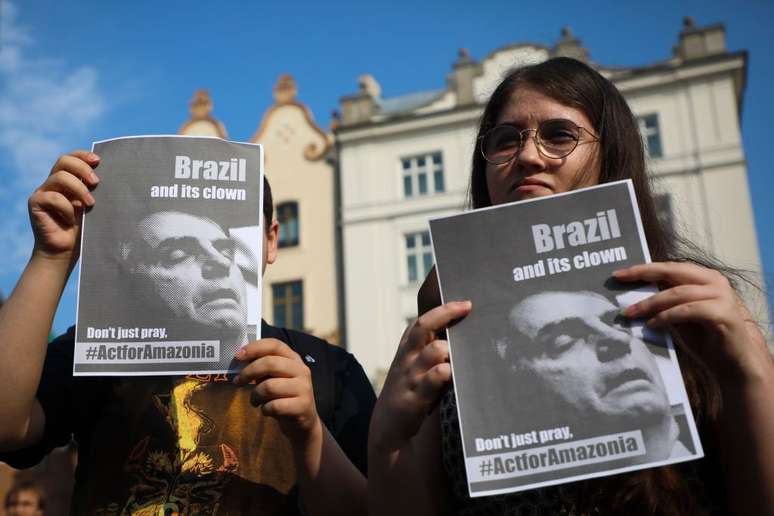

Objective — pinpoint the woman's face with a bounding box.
[485,87,600,206]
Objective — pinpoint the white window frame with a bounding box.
[401,151,445,198]
[637,113,663,159]
[404,231,433,284]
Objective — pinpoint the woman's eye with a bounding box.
[485,126,521,155]
[540,120,580,144]
[543,130,576,143]
[492,135,519,152]
[498,134,519,147]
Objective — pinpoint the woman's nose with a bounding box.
[514,129,546,170]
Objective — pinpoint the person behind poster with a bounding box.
[4,481,46,516]
[369,57,774,515]
[493,289,690,462]
[0,150,374,515]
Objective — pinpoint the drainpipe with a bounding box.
[330,115,348,350]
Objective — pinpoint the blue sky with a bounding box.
[1,0,773,335]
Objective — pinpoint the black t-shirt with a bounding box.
[1,321,375,515]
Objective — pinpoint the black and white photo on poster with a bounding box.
[429,180,703,497]
[75,136,263,376]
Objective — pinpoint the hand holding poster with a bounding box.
[429,180,703,497]
[75,136,263,376]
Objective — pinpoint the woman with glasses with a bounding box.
[369,57,774,515]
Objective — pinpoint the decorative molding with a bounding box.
[251,74,332,161]
[178,89,228,138]
[273,74,298,104]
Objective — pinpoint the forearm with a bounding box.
[368,441,436,516]
[294,419,368,516]
[0,253,70,446]
[368,411,440,516]
[714,355,774,515]
[366,302,466,516]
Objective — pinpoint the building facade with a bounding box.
[179,79,341,344]
[337,19,769,384]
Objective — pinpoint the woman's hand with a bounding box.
[233,339,321,446]
[370,300,471,451]
[613,262,770,383]
[28,151,100,264]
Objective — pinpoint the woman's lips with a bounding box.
[513,178,552,195]
[515,184,549,194]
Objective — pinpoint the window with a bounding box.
[654,193,674,234]
[277,201,299,247]
[637,114,663,159]
[272,281,304,330]
[405,231,433,283]
[402,152,445,197]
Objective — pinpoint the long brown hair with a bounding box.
[469,57,722,514]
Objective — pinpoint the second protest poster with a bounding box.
[430,180,703,497]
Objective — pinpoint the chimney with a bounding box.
[340,74,381,126]
[552,27,590,62]
[675,17,727,61]
[450,48,480,106]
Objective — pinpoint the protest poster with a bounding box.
[74,135,263,376]
[430,180,703,497]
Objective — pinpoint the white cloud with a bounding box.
[0,0,106,188]
[0,0,30,49]
[0,0,106,273]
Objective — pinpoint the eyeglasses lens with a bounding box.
[482,125,521,164]
[538,120,580,158]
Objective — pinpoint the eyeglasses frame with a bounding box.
[478,119,599,164]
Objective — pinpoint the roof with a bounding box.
[377,89,445,116]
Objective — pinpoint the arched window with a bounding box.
[277,201,299,248]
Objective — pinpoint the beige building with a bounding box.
[179,78,340,343]
[337,19,770,383]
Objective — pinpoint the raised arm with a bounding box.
[0,151,99,450]
[368,301,471,516]
[614,262,774,515]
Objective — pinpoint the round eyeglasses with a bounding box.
[479,119,599,164]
